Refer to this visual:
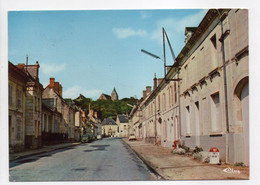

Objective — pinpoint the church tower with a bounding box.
[111,88,118,101]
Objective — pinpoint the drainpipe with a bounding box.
[217,9,230,164]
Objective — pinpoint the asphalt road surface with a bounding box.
[9,138,156,181]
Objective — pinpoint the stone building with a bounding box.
[8,62,29,152]
[98,88,118,101]
[41,100,63,144]
[42,78,76,141]
[101,118,118,137]
[111,88,118,101]
[116,115,129,137]
[178,9,249,165]
[130,9,249,166]
[16,62,44,149]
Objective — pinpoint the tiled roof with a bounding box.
[118,115,129,123]
[102,118,117,125]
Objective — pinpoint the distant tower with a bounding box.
[111,88,118,101]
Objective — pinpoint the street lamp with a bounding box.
[141,27,181,82]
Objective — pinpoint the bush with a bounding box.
[192,146,203,154]
[172,148,186,155]
[180,145,190,153]
[235,162,244,167]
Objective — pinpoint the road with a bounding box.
[9,138,156,181]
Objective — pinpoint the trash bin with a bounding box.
[209,147,219,164]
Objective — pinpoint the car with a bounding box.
[81,134,90,143]
[96,135,102,140]
[128,134,136,141]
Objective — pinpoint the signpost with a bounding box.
[209,147,220,164]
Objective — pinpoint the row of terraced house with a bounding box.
[9,61,101,153]
[129,9,249,166]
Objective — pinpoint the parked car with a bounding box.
[128,134,136,141]
[81,134,90,143]
[97,135,102,140]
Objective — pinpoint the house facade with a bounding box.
[16,62,44,149]
[101,118,118,137]
[178,9,249,165]
[116,115,129,137]
[8,62,29,152]
[130,9,249,166]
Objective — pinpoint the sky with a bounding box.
[8,9,208,100]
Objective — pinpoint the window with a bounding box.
[17,89,22,108]
[169,86,173,106]
[35,97,37,111]
[16,117,21,140]
[210,92,221,132]
[210,34,217,49]
[35,120,38,138]
[38,98,40,111]
[186,106,191,135]
[9,84,12,106]
[174,82,177,104]
[158,95,160,111]
[163,93,166,111]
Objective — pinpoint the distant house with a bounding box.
[98,88,119,101]
[101,118,118,137]
[116,115,129,137]
[98,93,111,100]
[42,78,76,141]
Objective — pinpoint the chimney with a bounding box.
[54,82,60,94]
[50,78,55,88]
[153,73,157,90]
[158,78,164,85]
[94,111,98,118]
[143,90,146,99]
[17,63,25,70]
[59,84,62,97]
[146,86,151,96]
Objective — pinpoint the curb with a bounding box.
[9,142,81,162]
[123,140,168,180]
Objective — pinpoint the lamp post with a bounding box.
[141,27,181,82]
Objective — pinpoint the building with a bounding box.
[178,9,249,165]
[116,115,129,137]
[98,88,118,101]
[8,62,29,152]
[41,100,63,144]
[16,62,44,149]
[130,9,249,166]
[42,78,76,141]
[111,88,118,101]
[101,118,118,137]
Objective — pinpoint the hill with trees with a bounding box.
[74,95,138,120]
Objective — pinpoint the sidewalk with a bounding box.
[123,139,249,180]
[9,142,81,161]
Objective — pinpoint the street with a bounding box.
[9,138,156,181]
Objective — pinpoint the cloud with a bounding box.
[63,85,102,100]
[150,10,207,44]
[40,63,66,75]
[112,27,147,39]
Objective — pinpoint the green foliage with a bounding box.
[74,96,138,120]
[235,162,244,167]
[180,145,190,153]
[192,146,203,154]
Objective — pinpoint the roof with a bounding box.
[99,93,111,100]
[102,118,117,125]
[117,115,129,123]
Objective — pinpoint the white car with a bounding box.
[97,135,102,140]
[128,134,136,141]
